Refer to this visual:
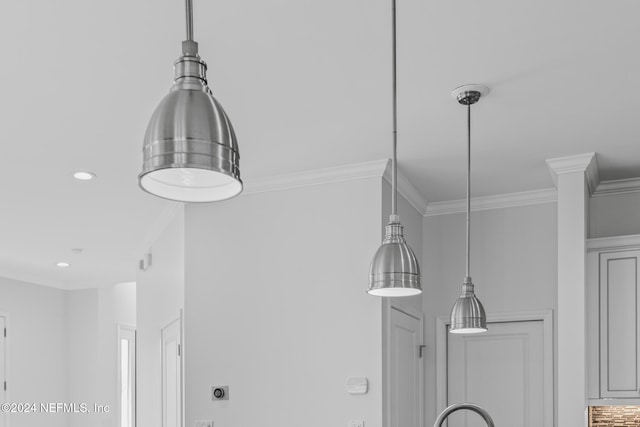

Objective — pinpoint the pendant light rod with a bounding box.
[466,102,471,280]
[391,0,398,217]
[185,0,194,41]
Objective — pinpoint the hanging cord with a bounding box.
[186,0,194,41]
[465,102,471,280]
[391,0,398,218]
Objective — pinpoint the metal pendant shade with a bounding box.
[450,279,487,333]
[367,0,422,297]
[368,217,421,297]
[448,85,489,333]
[139,0,242,203]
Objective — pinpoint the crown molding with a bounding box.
[382,162,429,215]
[593,177,640,197]
[587,234,640,252]
[546,152,599,194]
[425,188,557,216]
[242,159,389,195]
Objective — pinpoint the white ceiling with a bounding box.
[1,0,639,289]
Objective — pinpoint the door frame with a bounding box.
[383,300,424,427]
[435,309,554,426]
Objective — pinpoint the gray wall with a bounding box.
[184,178,385,427]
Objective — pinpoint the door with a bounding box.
[0,316,5,427]
[447,320,548,426]
[387,306,423,427]
[162,318,182,427]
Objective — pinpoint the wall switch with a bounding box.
[195,421,213,427]
[348,420,364,427]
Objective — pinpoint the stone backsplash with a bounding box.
[589,406,640,426]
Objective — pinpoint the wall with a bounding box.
[136,208,185,427]
[184,178,384,427]
[589,191,640,238]
[66,283,137,427]
[0,276,69,427]
[67,289,100,427]
[422,202,558,423]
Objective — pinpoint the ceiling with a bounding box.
[1,0,639,289]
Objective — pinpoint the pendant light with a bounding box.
[367,0,421,298]
[448,85,489,333]
[139,0,242,202]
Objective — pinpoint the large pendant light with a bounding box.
[139,0,242,202]
[367,0,421,298]
[449,85,489,333]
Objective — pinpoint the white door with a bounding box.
[447,320,547,426]
[162,318,182,427]
[0,317,5,427]
[387,306,423,427]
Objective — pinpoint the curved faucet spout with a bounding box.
[434,403,495,427]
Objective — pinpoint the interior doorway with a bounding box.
[384,302,424,427]
[436,311,554,426]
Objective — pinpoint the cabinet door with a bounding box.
[600,250,640,398]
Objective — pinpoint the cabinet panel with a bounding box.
[600,250,640,398]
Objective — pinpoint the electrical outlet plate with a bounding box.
[348,420,364,427]
[195,421,213,427]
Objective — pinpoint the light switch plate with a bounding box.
[346,377,368,395]
[195,421,213,427]
[348,420,364,427]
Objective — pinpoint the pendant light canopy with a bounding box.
[139,0,242,202]
[449,85,489,333]
[368,0,421,298]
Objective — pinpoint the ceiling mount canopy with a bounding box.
[139,0,242,203]
[449,84,489,334]
[367,0,421,298]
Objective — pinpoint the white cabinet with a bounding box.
[587,235,640,402]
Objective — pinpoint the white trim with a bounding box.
[382,163,429,215]
[435,310,554,426]
[117,324,136,427]
[242,159,388,195]
[425,188,557,216]
[593,177,640,197]
[587,234,640,252]
[546,152,599,194]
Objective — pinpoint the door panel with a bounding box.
[447,320,545,427]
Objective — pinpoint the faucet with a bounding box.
[434,403,495,427]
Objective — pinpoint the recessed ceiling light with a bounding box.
[73,171,96,180]
[56,262,70,268]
